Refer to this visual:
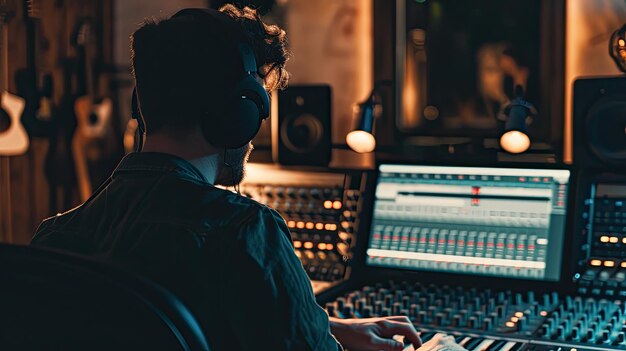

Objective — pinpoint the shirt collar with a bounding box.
[113,152,209,183]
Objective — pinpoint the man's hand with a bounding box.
[329,316,422,351]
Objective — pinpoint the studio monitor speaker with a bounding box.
[274,85,332,166]
[573,77,626,169]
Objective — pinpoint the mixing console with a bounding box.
[324,281,626,351]
[574,182,626,297]
[240,163,365,292]
[317,163,626,351]
[325,281,557,336]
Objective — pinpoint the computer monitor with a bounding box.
[365,164,571,281]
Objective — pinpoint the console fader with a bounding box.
[574,182,626,298]
[239,163,365,293]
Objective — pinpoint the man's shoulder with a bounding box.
[149,181,280,231]
[203,188,286,232]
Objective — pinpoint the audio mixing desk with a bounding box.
[315,163,626,351]
[242,162,626,351]
[239,163,366,294]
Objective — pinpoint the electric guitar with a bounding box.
[0,2,28,156]
[72,19,113,201]
[16,0,54,138]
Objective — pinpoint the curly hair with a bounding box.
[220,4,290,91]
[130,6,290,133]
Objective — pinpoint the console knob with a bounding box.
[343,304,354,318]
[482,318,492,331]
[402,295,411,309]
[374,301,383,315]
[586,329,595,342]
[539,323,550,337]
[417,311,427,323]
[496,305,505,318]
[601,330,610,343]
[427,306,438,318]
[487,298,496,313]
[336,297,345,311]
[452,315,462,327]
[393,302,403,315]
[527,291,535,304]
[435,313,444,326]
[355,298,366,313]
[310,189,321,199]
[362,306,373,318]
[553,292,560,305]
[565,296,573,310]
[384,294,393,308]
[474,297,482,310]
[367,292,376,305]
[515,293,523,305]
[325,303,336,317]
[410,304,419,319]
[468,316,477,329]
[617,332,625,345]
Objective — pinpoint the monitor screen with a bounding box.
[366,164,571,281]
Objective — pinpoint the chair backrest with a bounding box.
[0,244,210,351]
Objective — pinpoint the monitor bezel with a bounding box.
[351,159,577,294]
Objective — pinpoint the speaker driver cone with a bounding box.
[280,113,324,153]
[586,95,626,163]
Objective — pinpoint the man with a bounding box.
[31,5,439,351]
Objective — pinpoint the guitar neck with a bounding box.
[83,39,95,101]
[0,11,7,93]
[24,0,38,79]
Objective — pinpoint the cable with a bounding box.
[223,148,240,195]
[135,122,145,152]
[132,88,145,152]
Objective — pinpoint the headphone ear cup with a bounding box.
[237,75,270,118]
[201,94,262,149]
[202,75,269,149]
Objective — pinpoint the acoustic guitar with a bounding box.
[0,0,29,242]
[0,2,28,156]
[72,19,113,202]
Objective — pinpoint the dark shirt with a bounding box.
[31,152,340,351]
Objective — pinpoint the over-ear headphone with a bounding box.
[130,8,270,152]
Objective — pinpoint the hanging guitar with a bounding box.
[15,0,61,224]
[16,0,54,138]
[0,2,28,156]
[72,19,113,202]
[0,0,29,241]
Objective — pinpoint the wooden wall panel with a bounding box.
[1,0,113,244]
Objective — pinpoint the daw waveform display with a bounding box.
[366,165,571,281]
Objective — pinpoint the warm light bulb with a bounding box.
[346,130,376,153]
[500,130,530,154]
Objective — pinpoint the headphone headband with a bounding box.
[131,7,270,150]
[238,43,257,74]
[170,8,260,80]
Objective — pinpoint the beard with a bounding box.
[214,143,253,187]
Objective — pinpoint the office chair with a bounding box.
[0,243,210,350]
